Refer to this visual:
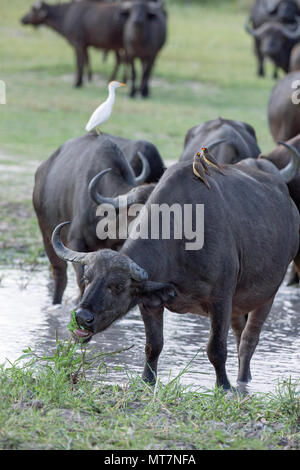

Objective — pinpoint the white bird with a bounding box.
[85,81,126,133]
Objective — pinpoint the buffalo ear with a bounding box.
[138,281,176,309]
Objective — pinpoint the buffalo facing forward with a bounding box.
[52,151,299,389]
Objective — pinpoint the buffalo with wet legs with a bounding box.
[33,133,156,305]
[52,151,299,389]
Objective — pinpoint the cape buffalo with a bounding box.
[121,1,167,97]
[52,149,299,389]
[268,70,300,141]
[33,134,155,304]
[21,1,126,87]
[179,118,261,164]
[246,20,300,76]
[246,0,300,77]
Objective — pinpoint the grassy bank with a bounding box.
[0,0,278,263]
[0,339,299,450]
[1,1,299,451]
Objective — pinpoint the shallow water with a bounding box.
[0,266,299,393]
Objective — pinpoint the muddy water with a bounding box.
[0,266,299,393]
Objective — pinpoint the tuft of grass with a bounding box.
[0,339,299,450]
[67,310,80,335]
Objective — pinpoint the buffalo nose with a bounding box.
[75,308,94,326]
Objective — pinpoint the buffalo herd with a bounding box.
[21,1,300,389]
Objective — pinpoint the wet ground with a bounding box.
[0,266,300,393]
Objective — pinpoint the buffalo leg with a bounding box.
[273,66,278,80]
[237,297,274,383]
[129,60,137,98]
[140,305,164,384]
[84,48,92,82]
[121,50,129,84]
[231,314,251,381]
[140,58,155,98]
[74,45,85,88]
[109,51,121,82]
[255,39,264,77]
[207,299,232,390]
[291,250,300,286]
[287,263,299,286]
[40,228,67,305]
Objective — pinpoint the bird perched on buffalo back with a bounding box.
[193,147,225,188]
[85,81,126,134]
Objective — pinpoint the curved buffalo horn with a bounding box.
[246,17,300,39]
[51,222,88,264]
[278,17,300,39]
[277,141,300,183]
[206,139,227,152]
[129,260,149,282]
[88,168,117,207]
[89,169,132,209]
[134,151,151,185]
[88,153,150,208]
[245,17,258,37]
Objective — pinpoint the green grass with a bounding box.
[0,338,299,450]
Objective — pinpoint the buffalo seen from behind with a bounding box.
[21,0,167,97]
[33,133,165,304]
[51,147,299,390]
[179,118,262,164]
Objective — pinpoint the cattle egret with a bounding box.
[85,81,126,133]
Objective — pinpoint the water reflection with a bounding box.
[0,266,299,393]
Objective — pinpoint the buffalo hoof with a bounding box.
[142,370,157,386]
[236,381,250,396]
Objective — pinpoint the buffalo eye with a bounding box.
[108,283,124,295]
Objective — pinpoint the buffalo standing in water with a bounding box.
[33,135,157,304]
[52,150,299,390]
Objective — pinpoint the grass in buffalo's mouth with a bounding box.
[0,337,299,450]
